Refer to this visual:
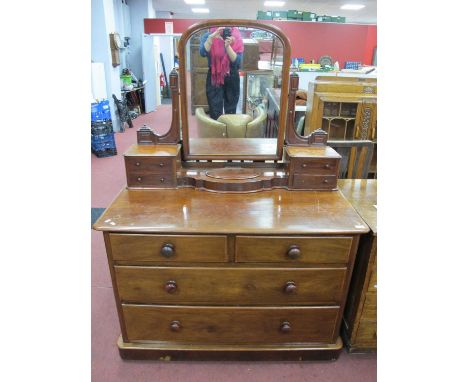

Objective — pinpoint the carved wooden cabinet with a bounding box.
[339,179,377,352]
[304,77,377,140]
[304,77,377,178]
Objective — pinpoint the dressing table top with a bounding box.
[93,188,369,235]
[338,179,377,234]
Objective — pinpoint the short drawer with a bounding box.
[122,305,340,344]
[115,266,347,305]
[291,158,338,175]
[125,156,175,174]
[360,292,376,321]
[109,234,228,262]
[292,174,337,190]
[127,173,175,188]
[235,236,352,264]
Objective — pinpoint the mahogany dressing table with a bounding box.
[93,20,369,361]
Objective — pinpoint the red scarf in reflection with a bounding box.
[209,27,244,86]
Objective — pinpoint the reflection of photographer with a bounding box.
[199,27,244,120]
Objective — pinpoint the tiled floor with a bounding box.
[91,113,377,382]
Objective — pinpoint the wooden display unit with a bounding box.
[304,77,377,178]
[93,19,370,361]
[339,180,377,352]
[304,76,377,140]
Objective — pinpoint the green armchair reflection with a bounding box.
[195,105,267,138]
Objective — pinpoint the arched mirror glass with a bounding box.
[178,21,291,160]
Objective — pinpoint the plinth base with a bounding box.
[117,335,343,361]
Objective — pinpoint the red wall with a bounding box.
[144,19,377,66]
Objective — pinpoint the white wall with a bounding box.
[91,0,124,131]
[92,0,154,130]
[126,0,155,81]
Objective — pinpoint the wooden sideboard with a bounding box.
[94,188,369,360]
[339,179,377,352]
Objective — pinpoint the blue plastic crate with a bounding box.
[99,100,111,120]
[91,100,111,122]
[344,61,362,70]
[91,103,100,122]
[91,132,116,152]
[91,120,113,135]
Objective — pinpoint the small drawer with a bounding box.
[115,266,347,305]
[292,174,337,190]
[109,234,228,262]
[127,173,175,188]
[235,236,352,264]
[122,305,339,344]
[125,156,175,174]
[361,292,376,321]
[291,158,338,175]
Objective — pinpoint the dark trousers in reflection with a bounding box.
[206,68,240,120]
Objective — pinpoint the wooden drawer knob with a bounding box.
[280,321,291,333]
[159,162,165,167]
[286,245,301,259]
[170,320,181,332]
[324,163,331,169]
[301,163,307,168]
[284,281,297,294]
[137,176,142,182]
[165,280,177,293]
[323,179,329,184]
[135,162,141,166]
[160,243,175,258]
[160,178,165,183]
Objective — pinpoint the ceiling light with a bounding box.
[340,4,366,10]
[184,0,205,4]
[192,8,210,13]
[264,1,285,7]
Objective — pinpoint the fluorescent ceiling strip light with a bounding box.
[192,8,210,13]
[184,0,205,5]
[264,1,285,7]
[340,4,366,10]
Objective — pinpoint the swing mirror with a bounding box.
[178,20,291,160]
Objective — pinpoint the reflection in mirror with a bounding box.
[300,100,359,139]
[186,26,284,151]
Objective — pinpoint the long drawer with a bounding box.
[235,236,352,264]
[122,305,340,344]
[115,266,347,305]
[109,234,228,262]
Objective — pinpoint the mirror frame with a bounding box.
[178,19,292,161]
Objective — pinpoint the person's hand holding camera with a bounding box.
[224,36,235,48]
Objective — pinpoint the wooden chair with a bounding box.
[328,140,374,179]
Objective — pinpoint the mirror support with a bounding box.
[124,20,342,193]
[285,73,328,146]
[137,69,181,145]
